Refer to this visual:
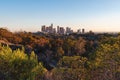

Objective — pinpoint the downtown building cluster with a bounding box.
[41,24,85,35]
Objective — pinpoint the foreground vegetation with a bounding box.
[0,45,46,80]
[0,28,120,80]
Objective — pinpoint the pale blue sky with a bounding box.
[0,0,120,32]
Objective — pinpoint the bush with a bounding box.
[0,45,46,80]
[52,56,87,80]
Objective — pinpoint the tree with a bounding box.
[0,45,46,80]
[88,37,120,80]
[63,38,76,56]
[56,47,64,58]
[52,56,88,80]
[75,37,86,55]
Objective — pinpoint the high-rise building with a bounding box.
[59,27,65,34]
[66,27,73,34]
[41,24,54,33]
[48,24,52,33]
[57,26,60,34]
[51,23,53,27]
[70,30,73,33]
[41,24,76,35]
[41,25,46,32]
[46,27,49,33]
[77,29,81,34]
[49,26,53,33]
[66,27,70,34]
[82,28,85,34]
[53,28,56,34]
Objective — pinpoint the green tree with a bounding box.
[0,45,46,80]
[63,38,76,56]
[88,37,120,80]
[52,56,87,80]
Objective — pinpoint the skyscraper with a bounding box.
[57,26,60,34]
[41,25,46,32]
[82,28,85,34]
[51,23,53,27]
[66,27,73,34]
[59,27,65,34]
[77,29,81,34]
[66,27,70,34]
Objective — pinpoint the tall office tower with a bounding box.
[77,29,81,34]
[59,27,65,34]
[49,26,52,33]
[46,27,49,33]
[51,23,53,27]
[41,25,46,32]
[53,28,56,34]
[48,24,53,33]
[70,30,73,33]
[66,27,71,34]
[57,26,60,34]
[82,28,85,34]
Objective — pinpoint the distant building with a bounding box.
[66,27,71,34]
[49,27,53,33]
[57,26,60,34]
[41,24,56,34]
[82,28,85,34]
[46,27,50,33]
[66,27,73,35]
[70,30,73,33]
[41,25,46,33]
[41,24,87,35]
[51,23,53,27]
[53,28,56,34]
[77,29,81,34]
[57,26,65,34]
[47,24,52,33]
[59,27,65,34]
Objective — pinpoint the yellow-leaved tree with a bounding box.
[0,44,46,80]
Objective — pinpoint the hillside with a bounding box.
[0,28,120,80]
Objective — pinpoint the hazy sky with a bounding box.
[0,0,120,32]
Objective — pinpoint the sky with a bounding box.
[0,0,120,32]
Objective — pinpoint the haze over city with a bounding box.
[0,0,120,32]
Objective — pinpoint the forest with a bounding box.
[0,28,120,80]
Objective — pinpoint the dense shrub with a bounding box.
[88,37,120,80]
[52,56,88,80]
[0,45,46,80]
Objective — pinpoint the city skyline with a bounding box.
[41,24,85,34]
[0,0,120,32]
